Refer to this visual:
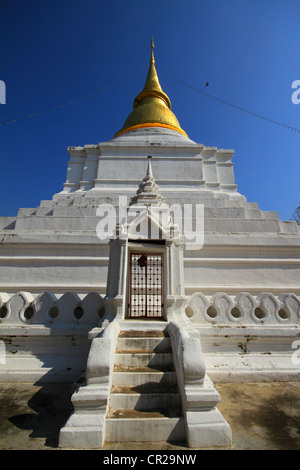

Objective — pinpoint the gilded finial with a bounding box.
[114,39,188,138]
[146,155,153,178]
[151,37,155,61]
[150,38,155,65]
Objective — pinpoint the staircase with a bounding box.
[105,329,186,445]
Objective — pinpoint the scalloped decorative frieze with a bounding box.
[1,290,300,327]
[186,291,300,325]
[0,291,105,326]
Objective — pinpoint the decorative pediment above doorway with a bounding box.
[116,155,182,244]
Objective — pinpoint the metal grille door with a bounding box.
[128,253,163,319]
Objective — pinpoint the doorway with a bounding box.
[128,252,164,319]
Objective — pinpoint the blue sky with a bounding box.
[1,0,299,220]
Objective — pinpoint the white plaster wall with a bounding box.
[0,127,299,296]
[1,289,299,383]
[63,149,86,191]
[0,291,106,382]
[216,162,235,185]
[202,160,217,183]
[184,259,300,295]
[80,154,99,190]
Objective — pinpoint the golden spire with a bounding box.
[114,39,188,138]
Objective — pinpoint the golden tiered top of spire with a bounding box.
[114,39,188,138]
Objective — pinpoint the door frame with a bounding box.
[126,241,166,320]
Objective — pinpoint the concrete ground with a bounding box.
[0,381,300,450]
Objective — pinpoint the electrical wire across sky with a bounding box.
[0,65,299,134]
[157,66,300,135]
[0,67,147,128]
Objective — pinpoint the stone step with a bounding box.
[111,383,179,394]
[106,328,184,445]
[112,370,177,387]
[105,411,185,443]
[204,217,281,233]
[109,385,181,412]
[114,352,174,369]
[116,336,172,353]
[118,329,167,338]
[114,363,174,373]
[204,206,246,219]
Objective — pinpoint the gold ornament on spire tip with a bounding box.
[114,39,188,138]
